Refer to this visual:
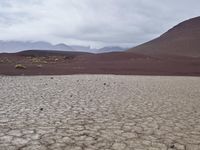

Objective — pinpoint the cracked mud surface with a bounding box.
[0,75,200,150]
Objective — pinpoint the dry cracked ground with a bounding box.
[0,75,200,150]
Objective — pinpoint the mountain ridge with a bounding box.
[0,40,126,53]
[127,16,200,57]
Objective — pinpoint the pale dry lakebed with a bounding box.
[0,75,200,150]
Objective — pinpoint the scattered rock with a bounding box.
[15,64,26,69]
[170,144,175,149]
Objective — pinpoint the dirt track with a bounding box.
[0,75,200,150]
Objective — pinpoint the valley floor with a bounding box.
[0,75,200,150]
[1,52,200,76]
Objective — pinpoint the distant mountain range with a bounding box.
[128,16,200,57]
[0,40,126,53]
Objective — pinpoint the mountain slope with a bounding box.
[127,16,200,57]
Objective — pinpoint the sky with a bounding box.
[0,0,200,48]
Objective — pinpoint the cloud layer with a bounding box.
[0,0,200,48]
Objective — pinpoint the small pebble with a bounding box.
[170,145,175,149]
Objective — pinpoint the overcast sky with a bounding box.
[0,0,200,48]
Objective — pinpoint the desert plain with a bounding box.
[0,75,200,150]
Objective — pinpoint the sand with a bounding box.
[0,75,200,150]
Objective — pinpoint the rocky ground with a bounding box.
[0,75,200,150]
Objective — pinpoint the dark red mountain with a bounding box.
[128,16,200,58]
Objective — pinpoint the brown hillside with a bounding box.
[128,16,200,57]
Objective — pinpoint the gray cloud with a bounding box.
[0,0,200,49]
